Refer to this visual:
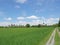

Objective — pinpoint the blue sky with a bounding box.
[0,0,60,26]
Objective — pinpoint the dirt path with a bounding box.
[46,28,56,45]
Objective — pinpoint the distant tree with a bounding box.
[25,24,30,27]
[58,18,60,27]
[31,25,38,27]
[10,24,16,28]
[37,24,41,27]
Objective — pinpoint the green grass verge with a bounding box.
[55,31,60,45]
[0,27,54,45]
[59,27,60,31]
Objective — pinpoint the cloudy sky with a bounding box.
[0,0,60,26]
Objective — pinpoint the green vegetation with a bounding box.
[25,24,30,27]
[55,31,60,45]
[58,27,60,31]
[0,27,54,45]
[59,27,60,31]
[58,18,60,27]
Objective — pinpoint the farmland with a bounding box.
[0,27,54,45]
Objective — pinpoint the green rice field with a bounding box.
[0,27,54,45]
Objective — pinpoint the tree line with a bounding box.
[0,24,47,28]
[0,18,60,28]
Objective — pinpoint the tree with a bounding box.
[37,24,41,27]
[25,24,30,27]
[58,18,60,27]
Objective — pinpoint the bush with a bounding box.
[25,24,30,27]
[37,24,41,27]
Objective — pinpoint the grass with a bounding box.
[58,27,60,31]
[55,30,60,45]
[0,27,54,45]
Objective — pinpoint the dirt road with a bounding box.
[46,28,56,45]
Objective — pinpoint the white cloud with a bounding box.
[47,18,59,21]
[17,17,25,20]
[15,5,20,9]
[27,15,39,19]
[16,0,27,4]
[4,17,12,21]
[45,18,59,25]
[14,20,43,26]
[0,16,59,26]
[31,20,43,25]
[0,22,12,26]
